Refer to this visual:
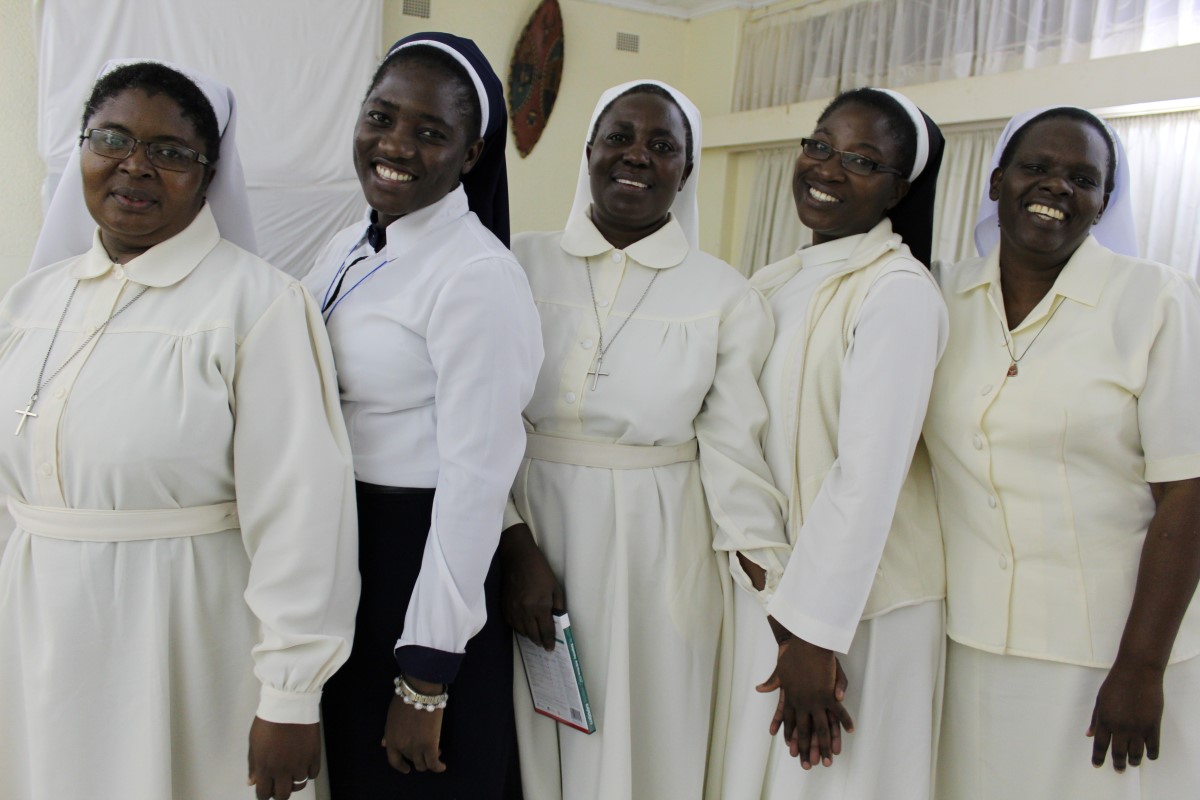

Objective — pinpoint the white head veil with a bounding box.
[973,106,1137,258]
[565,79,703,249]
[29,59,257,272]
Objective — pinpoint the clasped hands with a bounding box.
[757,618,854,770]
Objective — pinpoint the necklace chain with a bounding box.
[584,256,659,389]
[999,296,1064,377]
[19,280,150,422]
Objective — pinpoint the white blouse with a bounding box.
[926,236,1200,667]
[304,186,543,664]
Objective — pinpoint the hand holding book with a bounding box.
[499,523,565,650]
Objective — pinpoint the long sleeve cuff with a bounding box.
[765,594,856,654]
[727,546,786,604]
[256,685,323,725]
[395,644,466,685]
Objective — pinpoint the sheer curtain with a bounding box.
[1110,110,1200,277]
[738,147,807,274]
[735,110,1200,277]
[734,0,1200,111]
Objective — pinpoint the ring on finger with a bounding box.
[292,777,309,786]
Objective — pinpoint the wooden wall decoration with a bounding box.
[508,0,564,158]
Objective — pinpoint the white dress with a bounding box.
[0,206,359,800]
[508,211,788,800]
[722,233,947,800]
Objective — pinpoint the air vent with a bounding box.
[402,0,431,18]
[616,32,640,53]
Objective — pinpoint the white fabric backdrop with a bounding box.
[734,0,1200,111]
[738,111,1200,278]
[34,0,379,276]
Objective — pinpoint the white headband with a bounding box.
[386,40,489,138]
[873,89,929,182]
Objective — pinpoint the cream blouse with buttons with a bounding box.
[925,235,1200,668]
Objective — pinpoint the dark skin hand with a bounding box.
[1087,478,1200,772]
[382,675,447,774]
[247,717,320,800]
[758,617,854,769]
[499,523,566,650]
[737,553,768,592]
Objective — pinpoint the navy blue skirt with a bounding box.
[322,483,520,799]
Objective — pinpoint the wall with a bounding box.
[0,0,42,290]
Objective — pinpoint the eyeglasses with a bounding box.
[800,138,903,178]
[80,128,210,172]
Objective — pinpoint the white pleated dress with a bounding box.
[508,212,787,800]
[0,207,359,800]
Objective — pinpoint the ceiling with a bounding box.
[581,0,778,20]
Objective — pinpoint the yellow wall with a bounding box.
[1,0,42,290]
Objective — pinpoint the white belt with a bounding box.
[525,432,698,470]
[6,497,239,542]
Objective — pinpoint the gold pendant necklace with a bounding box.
[998,296,1064,378]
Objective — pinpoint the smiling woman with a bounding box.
[500,80,789,800]
[0,60,359,800]
[302,32,542,800]
[719,88,949,800]
[926,107,1200,800]
[80,90,214,259]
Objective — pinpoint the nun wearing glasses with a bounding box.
[303,33,541,799]
[720,88,948,800]
[0,60,357,800]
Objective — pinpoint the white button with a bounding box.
[611,252,622,263]
[112,266,126,280]
[597,298,610,307]
[40,463,53,476]
[85,325,97,336]
[998,555,1009,570]
[564,392,576,404]
[581,339,594,350]
[988,495,997,508]
[981,384,993,395]
[972,434,983,450]
[53,388,66,399]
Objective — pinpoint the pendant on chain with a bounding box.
[13,402,38,435]
[586,354,609,391]
[1007,362,1018,377]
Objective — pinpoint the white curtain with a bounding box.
[1110,110,1200,277]
[34,0,380,277]
[736,110,1200,277]
[932,125,1004,267]
[738,147,808,274]
[734,0,1200,111]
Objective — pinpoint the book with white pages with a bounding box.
[516,611,595,733]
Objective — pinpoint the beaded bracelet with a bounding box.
[394,675,449,711]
